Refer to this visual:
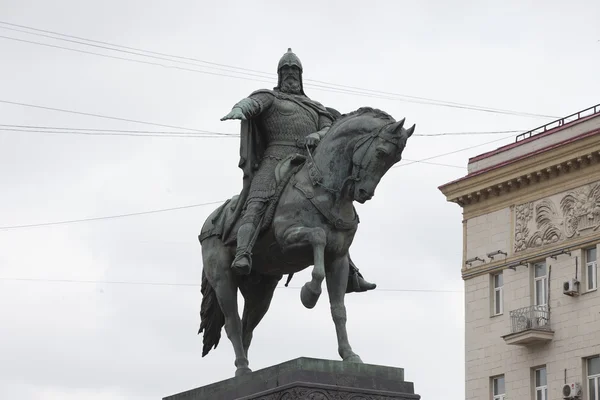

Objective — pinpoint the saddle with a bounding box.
[199,154,306,245]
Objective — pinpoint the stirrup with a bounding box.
[231,249,252,275]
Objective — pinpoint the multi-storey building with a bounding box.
[439,104,600,400]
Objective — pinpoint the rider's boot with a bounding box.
[346,256,376,293]
[231,222,256,275]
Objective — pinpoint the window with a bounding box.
[589,356,600,400]
[586,247,597,292]
[534,367,547,400]
[493,272,503,315]
[492,375,505,400]
[534,262,548,306]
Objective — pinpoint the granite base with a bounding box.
[163,357,420,400]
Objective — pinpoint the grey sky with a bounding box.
[1,1,599,399]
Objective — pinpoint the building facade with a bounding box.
[439,104,600,400]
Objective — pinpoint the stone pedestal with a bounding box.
[163,357,420,400]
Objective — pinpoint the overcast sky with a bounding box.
[1,1,599,399]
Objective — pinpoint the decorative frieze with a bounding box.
[254,385,417,399]
[514,180,600,252]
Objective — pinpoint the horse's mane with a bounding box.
[329,107,395,132]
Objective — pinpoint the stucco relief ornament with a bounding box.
[514,202,534,252]
[256,388,407,400]
[259,388,332,400]
[514,182,600,252]
[527,199,563,248]
[560,183,600,237]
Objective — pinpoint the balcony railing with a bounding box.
[509,305,551,333]
[503,305,554,346]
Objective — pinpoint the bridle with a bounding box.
[305,122,403,195]
[295,121,404,231]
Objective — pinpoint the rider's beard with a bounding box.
[280,77,301,94]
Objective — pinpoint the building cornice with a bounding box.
[439,130,600,217]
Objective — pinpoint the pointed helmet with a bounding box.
[278,48,303,72]
[276,48,304,95]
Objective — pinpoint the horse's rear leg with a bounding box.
[281,226,326,309]
[240,274,281,357]
[203,242,251,376]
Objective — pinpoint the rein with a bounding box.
[304,122,402,194]
[305,143,360,195]
[296,122,397,231]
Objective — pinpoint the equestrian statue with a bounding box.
[197,48,415,377]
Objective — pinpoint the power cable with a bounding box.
[3,29,524,114]
[0,20,549,120]
[0,277,463,293]
[0,22,275,77]
[0,124,522,138]
[0,127,467,168]
[0,34,274,88]
[0,127,236,138]
[0,25,281,83]
[0,134,499,232]
[0,99,229,134]
[402,160,464,169]
[393,136,511,168]
[0,34,447,107]
[0,134,514,232]
[0,22,559,119]
[416,130,523,137]
[0,124,232,135]
[0,200,224,231]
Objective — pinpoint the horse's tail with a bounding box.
[198,269,225,357]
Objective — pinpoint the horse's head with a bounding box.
[351,118,415,203]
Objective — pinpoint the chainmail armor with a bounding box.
[246,95,322,201]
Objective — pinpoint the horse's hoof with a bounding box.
[301,283,321,309]
[235,366,252,377]
[344,354,363,363]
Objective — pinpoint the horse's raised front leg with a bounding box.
[281,225,326,309]
[326,255,363,363]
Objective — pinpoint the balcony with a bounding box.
[502,305,554,346]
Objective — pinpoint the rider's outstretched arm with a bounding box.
[221,92,274,121]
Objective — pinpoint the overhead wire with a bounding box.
[0,126,468,168]
[3,28,533,114]
[0,21,559,119]
[0,124,521,138]
[0,21,525,297]
[0,33,461,107]
[0,134,514,232]
[0,22,272,77]
[0,127,237,138]
[393,135,511,168]
[0,99,230,134]
[0,22,523,229]
[0,124,234,136]
[0,277,463,293]
[0,200,224,231]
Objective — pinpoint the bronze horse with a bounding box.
[198,107,415,376]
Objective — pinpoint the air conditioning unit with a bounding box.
[563,279,580,296]
[562,382,582,399]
